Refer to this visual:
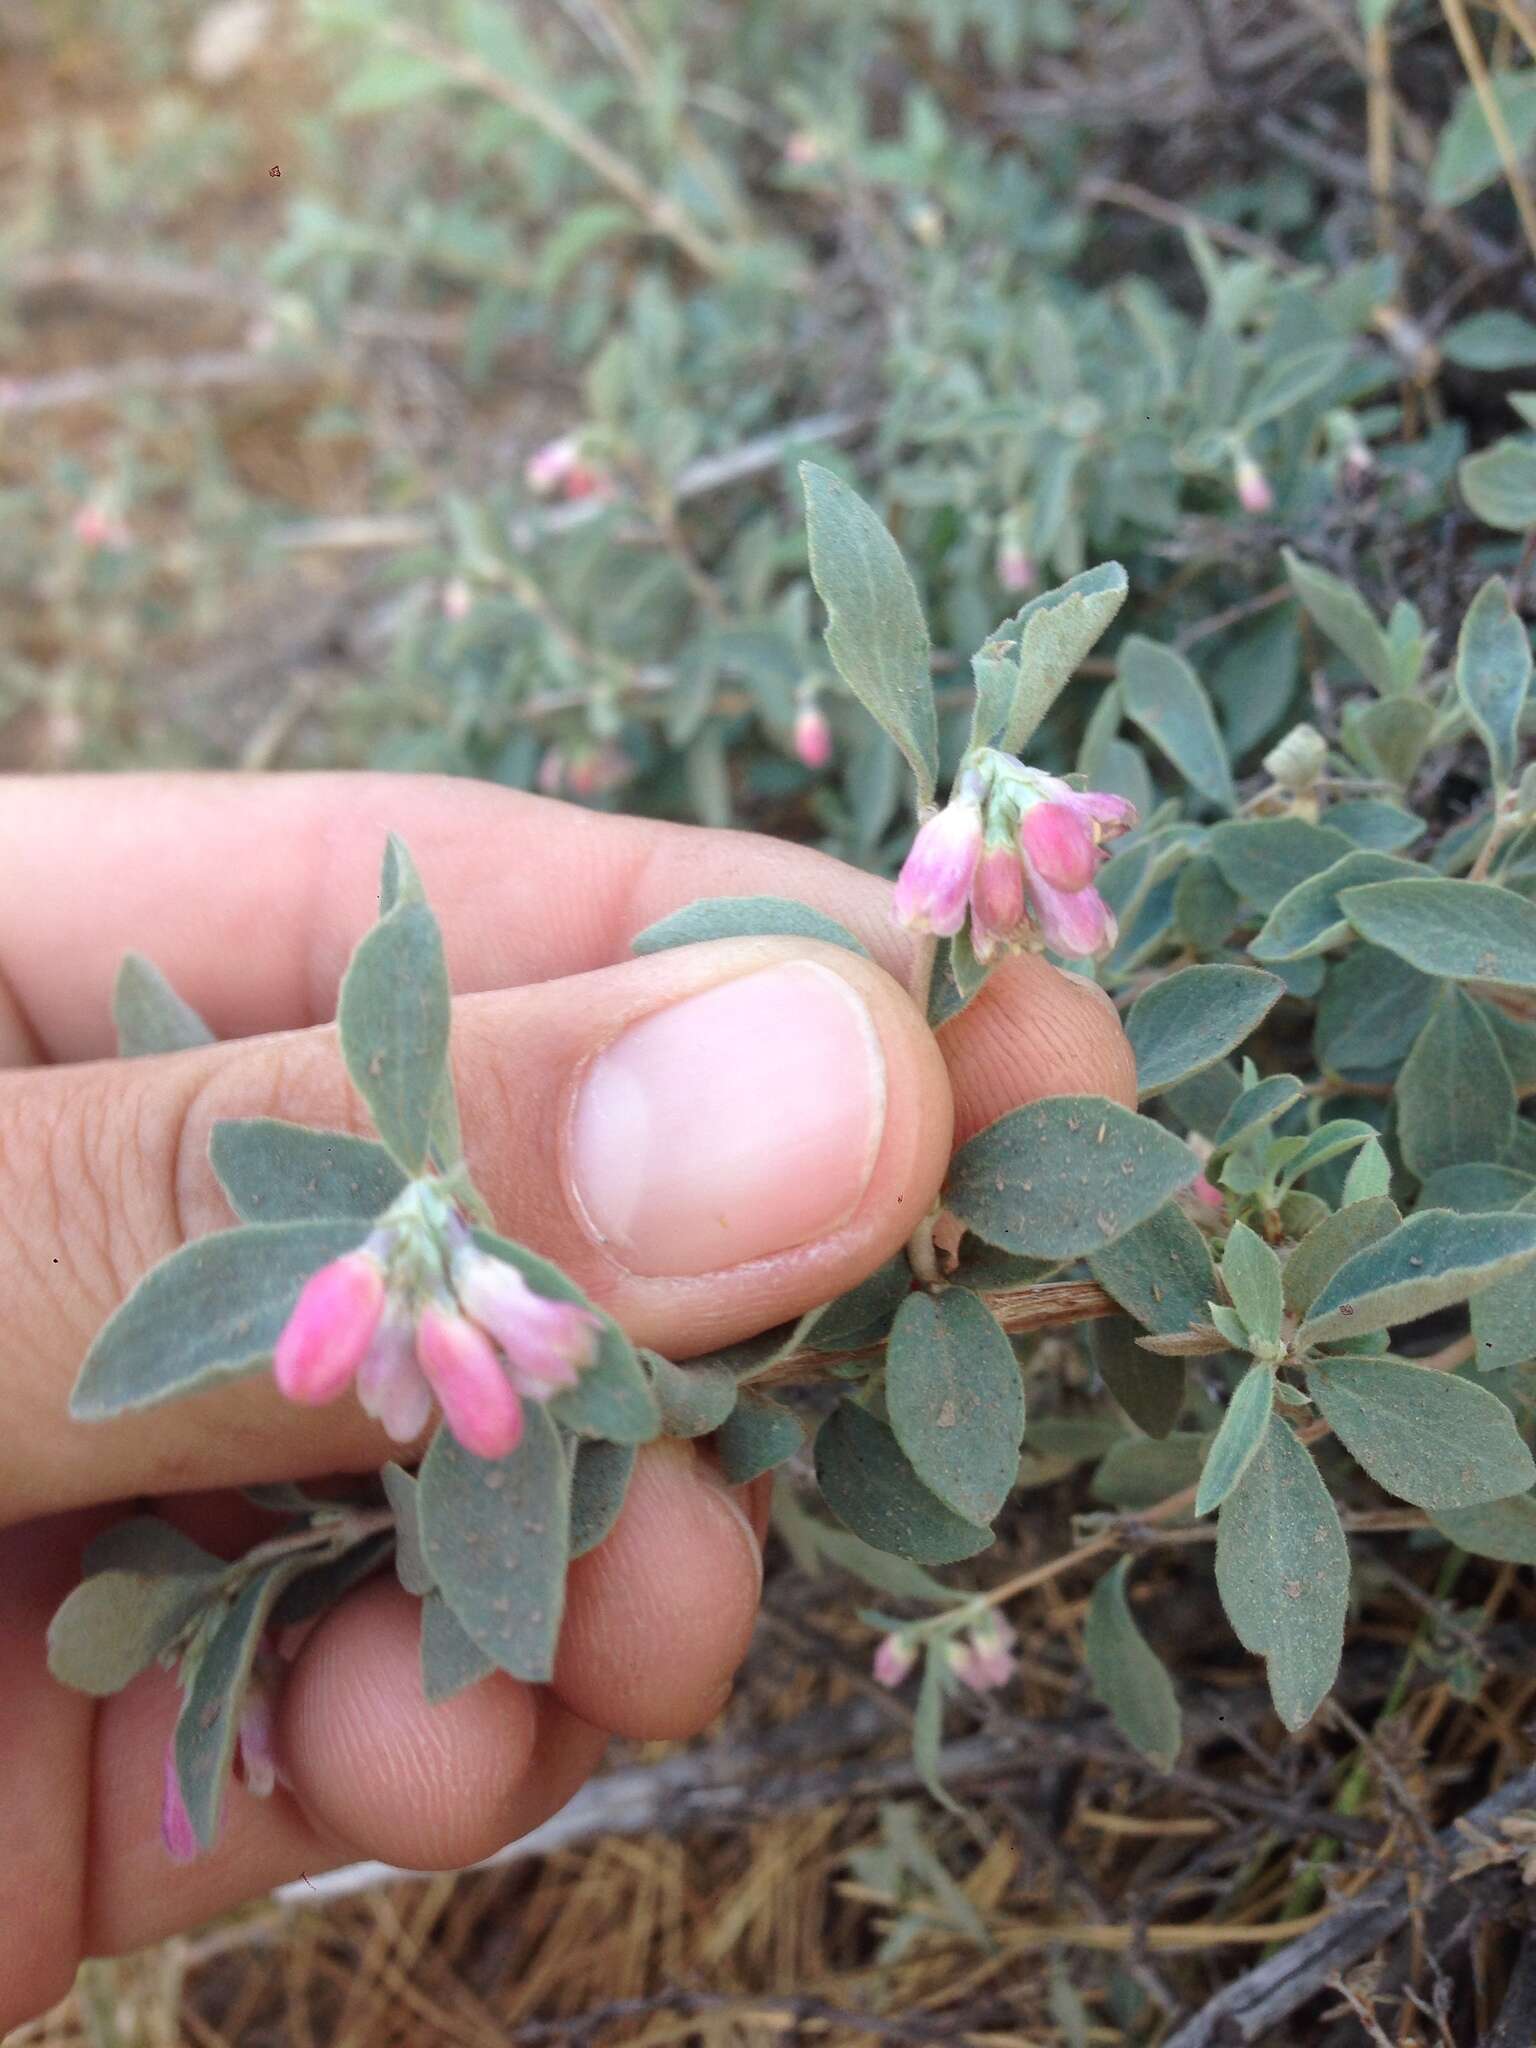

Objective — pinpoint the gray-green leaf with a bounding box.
[48,1523,225,1696]
[716,1394,806,1484]
[1118,636,1235,810]
[568,1437,636,1557]
[814,1402,992,1564]
[113,954,214,1058]
[1084,1559,1181,1770]
[175,1557,306,1851]
[1395,986,1516,1178]
[1088,1316,1186,1439]
[1196,1363,1276,1515]
[382,1462,433,1596]
[1457,576,1531,792]
[1127,965,1282,1098]
[631,895,869,959]
[1298,1209,1536,1346]
[1207,818,1357,914]
[800,462,937,803]
[420,1592,497,1704]
[1220,1224,1284,1351]
[1429,1493,1536,1564]
[1340,878,1536,991]
[71,1219,368,1419]
[337,899,452,1174]
[1214,1415,1348,1730]
[1309,1355,1535,1509]
[1250,851,1421,963]
[1282,1198,1400,1317]
[209,1119,407,1224]
[417,1405,571,1683]
[945,1096,1199,1260]
[1282,548,1396,695]
[886,1290,1025,1525]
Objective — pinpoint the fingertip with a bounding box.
[940,952,1137,1144]
[280,1577,541,1869]
[554,1439,763,1740]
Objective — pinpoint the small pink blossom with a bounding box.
[969,839,1027,961]
[995,540,1036,594]
[452,1248,601,1399]
[562,461,615,504]
[161,1742,200,1864]
[1342,441,1374,487]
[72,501,130,551]
[537,746,566,796]
[415,1301,524,1460]
[892,791,984,937]
[441,577,473,621]
[1191,1173,1224,1211]
[356,1300,434,1442]
[273,1252,386,1407]
[566,743,632,799]
[525,433,582,495]
[1027,873,1117,960]
[946,1613,1017,1693]
[1234,456,1273,515]
[1019,800,1098,894]
[784,130,823,168]
[793,703,833,770]
[873,1633,918,1687]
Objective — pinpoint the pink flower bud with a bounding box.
[872,1633,918,1688]
[565,742,631,798]
[416,1301,523,1460]
[1192,1173,1224,1211]
[356,1300,434,1442]
[995,541,1036,594]
[1028,876,1118,960]
[161,1741,200,1864]
[892,794,984,937]
[72,501,129,551]
[273,1252,386,1407]
[1234,456,1273,515]
[441,576,472,621]
[793,703,833,769]
[537,746,566,796]
[562,462,615,504]
[1342,441,1374,487]
[969,840,1027,961]
[784,130,823,167]
[452,1249,600,1399]
[237,1687,277,1800]
[946,1613,1017,1693]
[525,433,581,495]
[1019,800,1098,894]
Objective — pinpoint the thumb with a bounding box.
[2,937,950,1519]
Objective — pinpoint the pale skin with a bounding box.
[0,775,1136,2027]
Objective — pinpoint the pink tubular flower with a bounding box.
[562,461,614,504]
[873,1633,918,1688]
[441,576,472,621]
[793,703,833,770]
[566,743,632,799]
[452,1247,600,1399]
[892,790,984,937]
[784,130,823,168]
[1191,1173,1224,1212]
[1027,873,1117,960]
[273,1252,386,1407]
[356,1300,434,1443]
[1234,455,1273,515]
[947,1613,1018,1693]
[416,1301,524,1460]
[161,1742,200,1864]
[969,838,1027,962]
[72,501,130,551]
[1019,800,1098,893]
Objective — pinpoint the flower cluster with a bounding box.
[892,749,1136,962]
[524,432,615,504]
[272,1186,600,1462]
[871,1612,1019,1695]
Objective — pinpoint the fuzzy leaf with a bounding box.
[804,1256,913,1351]
[417,1405,571,1683]
[382,1463,433,1597]
[1461,438,1536,532]
[420,1592,497,1704]
[1250,852,1421,963]
[1282,549,1395,694]
[1084,1559,1181,1770]
[1471,1191,1536,1370]
[209,1119,407,1224]
[1395,987,1516,1179]
[1458,576,1531,791]
[1196,1363,1276,1515]
[945,1096,1199,1260]
[716,1394,806,1484]
[643,1351,739,1437]
[815,1402,992,1564]
[1088,1202,1218,1335]
[1340,878,1536,991]
[1126,965,1282,1099]
[1212,1075,1306,1155]
[1220,1224,1284,1350]
[801,462,937,803]
[1088,1317,1187,1438]
[1207,818,1356,914]
[1282,1198,1400,1317]
[1214,1416,1348,1730]
[113,954,214,1057]
[1315,943,1436,1077]
[337,899,452,1174]
[1309,1355,1535,1509]
[886,1290,1025,1525]
[1117,636,1235,809]
[175,1558,306,1851]
[568,1437,636,1557]
[1298,1209,1536,1346]
[1430,1493,1536,1563]
[71,1219,369,1419]
[48,1524,225,1696]
[631,895,868,959]
[972,563,1129,755]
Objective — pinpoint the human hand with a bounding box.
[0,773,1134,2025]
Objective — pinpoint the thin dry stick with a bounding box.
[1441,0,1536,268]
[1365,22,1397,268]
[0,349,322,416]
[381,23,732,278]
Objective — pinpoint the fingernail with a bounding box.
[568,961,886,1276]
